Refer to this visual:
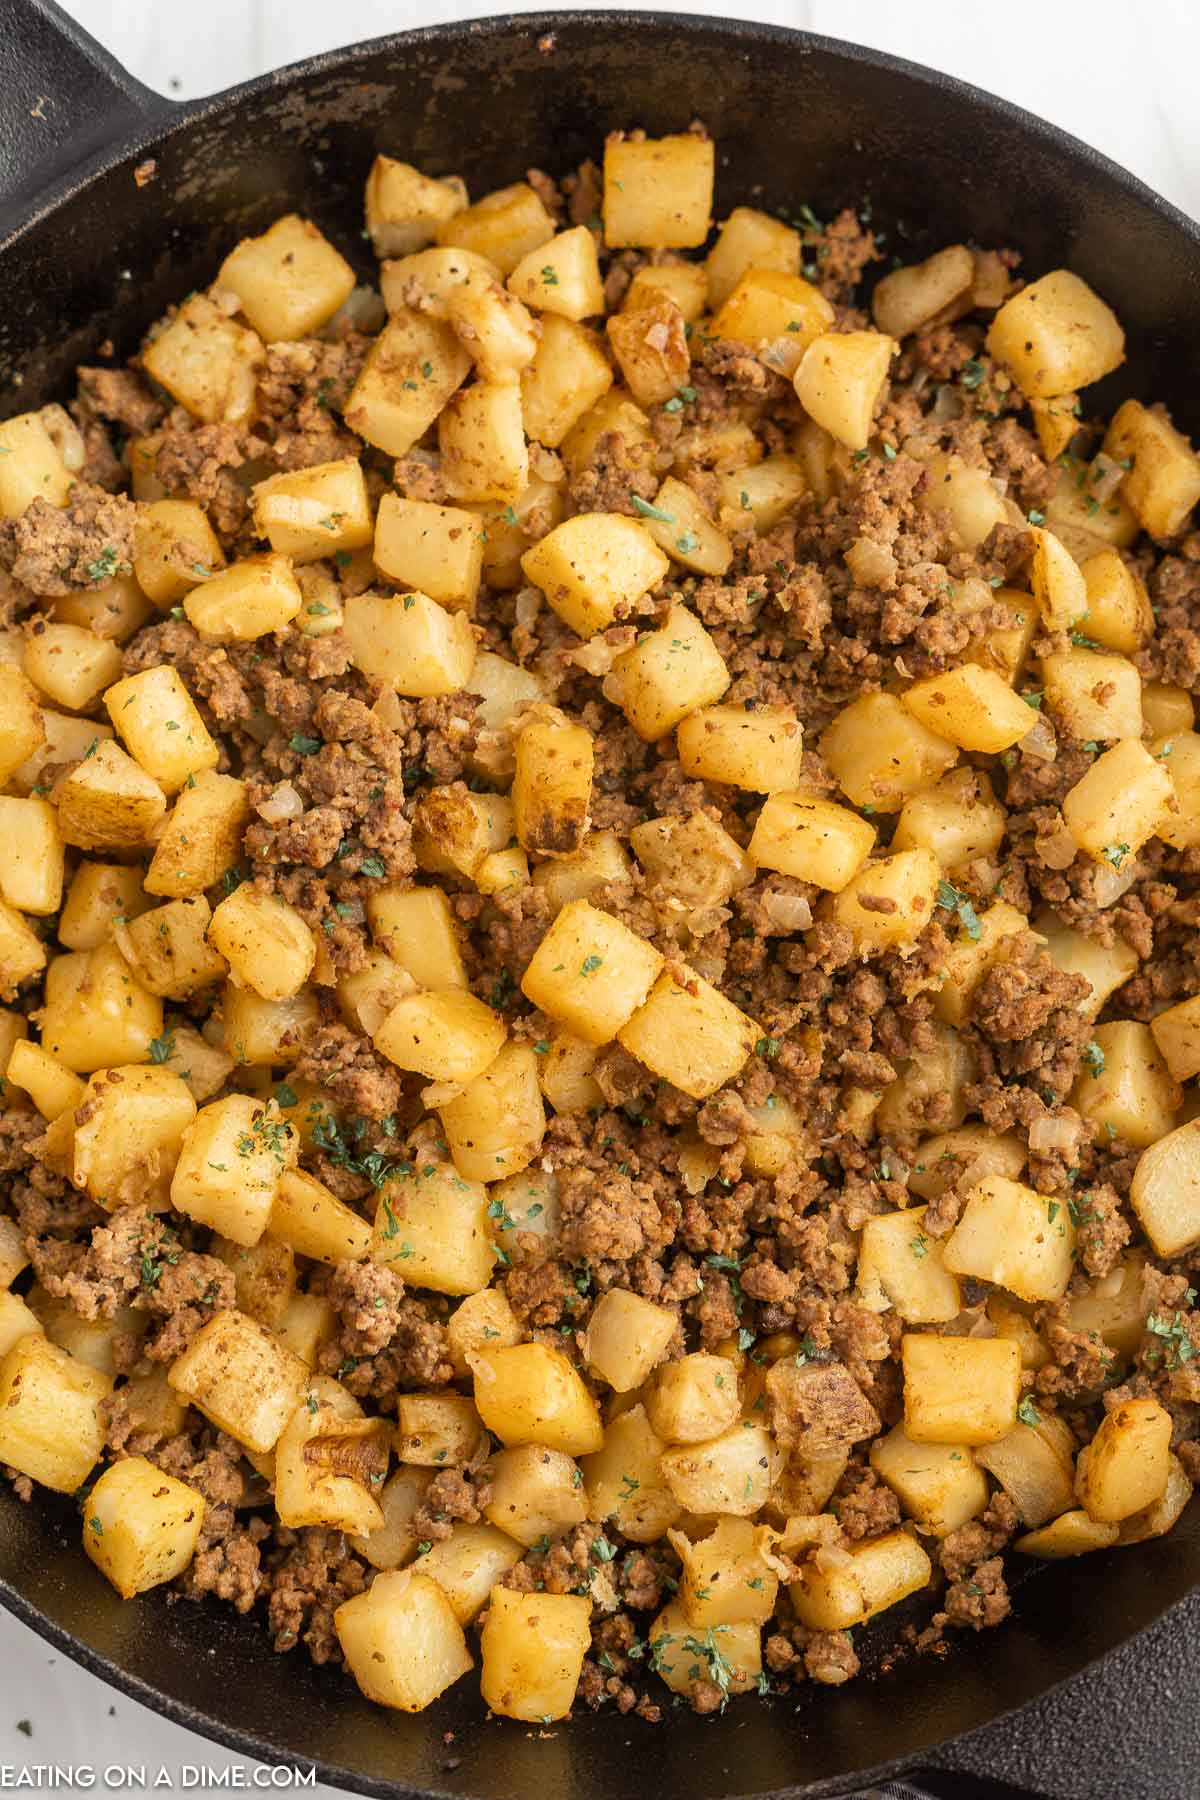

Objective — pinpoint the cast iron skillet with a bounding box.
[0,4,1198,1795]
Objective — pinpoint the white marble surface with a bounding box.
[2,0,1198,1792]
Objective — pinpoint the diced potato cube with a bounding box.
[250,457,372,565]
[943,1175,1076,1303]
[183,552,303,641]
[1080,549,1154,654]
[872,244,975,338]
[790,1529,932,1630]
[145,772,249,898]
[649,1603,761,1697]
[1045,455,1138,561]
[274,1288,337,1372]
[54,738,166,852]
[114,897,226,999]
[606,301,690,409]
[438,181,555,276]
[821,691,957,812]
[83,1456,206,1597]
[0,1335,110,1492]
[142,293,264,424]
[481,1587,591,1723]
[0,1215,30,1291]
[660,1423,778,1516]
[520,316,613,447]
[521,899,663,1045]
[58,861,146,950]
[508,225,604,320]
[365,156,468,257]
[668,1516,781,1629]
[486,1168,559,1259]
[1014,1508,1119,1558]
[6,1039,83,1121]
[40,943,162,1071]
[446,279,539,382]
[347,1464,433,1569]
[962,584,1038,686]
[1156,731,1200,849]
[72,1064,196,1207]
[218,214,355,342]
[367,885,466,988]
[986,270,1124,397]
[637,477,731,578]
[705,206,800,309]
[531,829,632,914]
[0,1291,42,1360]
[916,452,1009,552]
[171,1095,297,1246]
[677,703,804,793]
[583,1289,677,1392]
[0,411,73,515]
[24,623,123,712]
[103,665,219,795]
[223,985,320,1066]
[1072,1020,1180,1147]
[1104,398,1200,539]
[379,245,498,320]
[484,1444,587,1547]
[464,649,546,777]
[1029,524,1088,630]
[891,767,1007,872]
[521,512,668,639]
[903,664,1034,753]
[603,133,714,249]
[623,261,709,322]
[275,1398,389,1534]
[0,796,63,915]
[270,1167,372,1264]
[716,454,808,532]
[373,494,483,613]
[871,1425,989,1537]
[537,1030,603,1114]
[133,498,226,608]
[748,791,874,892]
[1118,1452,1194,1544]
[0,665,46,784]
[618,965,759,1100]
[370,1162,493,1294]
[581,1404,681,1543]
[438,1042,546,1183]
[169,1307,307,1452]
[1041,649,1142,744]
[1150,992,1200,1082]
[934,898,1031,1028]
[1061,738,1173,863]
[208,885,315,1002]
[373,988,505,1086]
[630,811,751,909]
[902,1334,1021,1445]
[1076,1395,1172,1525]
[445,1288,521,1378]
[438,379,528,504]
[1034,906,1138,1019]
[609,601,730,742]
[470,1341,603,1456]
[828,847,940,955]
[1129,1117,1200,1257]
[644,1352,741,1445]
[343,590,476,697]
[345,310,472,457]
[856,1205,961,1324]
[794,330,897,450]
[336,1569,473,1711]
[879,1024,976,1138]
[562,388,656,479]
[212,1231,296,1330]
[512,713,594,857]
[712,268,834,376]
[415,1521,523,1622]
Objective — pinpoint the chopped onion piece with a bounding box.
[1091,859,1139,908]
[256,781,303,824]
[1019,713,1058,762]
[1029,1113,1079,1155]
[1036,817,1076,870]
[762,891,813,933]
[515,586,542,630]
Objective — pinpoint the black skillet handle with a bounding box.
[0,0,168,220]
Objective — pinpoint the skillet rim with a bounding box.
[0,10,1198,1797]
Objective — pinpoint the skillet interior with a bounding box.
[0,9,1198,1795]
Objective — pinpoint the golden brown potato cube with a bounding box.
[1080,549,1154,654]
[915,451,1007,553]
[218,213,355,342]
[521,899,663,1045]
[486,1168,559,1260]
[712,269,835,376]
[437,180,554,275]
[446,278,539,382]
[484,1443,587,1546]
[1118,1452,1194,1544]
[1030,392,1081,461]
[412,786,509,882]
[365,156,468,257]
[373,493,483,613]
[133,497,227,608]
[379,244,498,320]
[171,1094,297,1246]
[1072,1020,1180,1147]
[114,896,226,1000]
[212,1231,296,1329]
[223,986,320,1069]
[561,387,656,478]
[1150,992,1200,1082]
[142,293,264,424]
[414,1522,523,1623]
[636,477,732,579]
[53,738,166,853]
[903,664,1034,753]
[986,269,1124,397]
[4,1039,81,1120]
[144,773,247,900]
[373,988,505,1086]
[891,767,1007,874]
[275,1398,389,1534]
[0,664,46,784]
[537,1030,603,1114]
[943,1175,1076,1303]
[346,1463,432,1569]
[270,1167,371,1265]
[169,1307,307,1452]
[790,1529,932,1632]
[58,861,146,950]
[337,1568,473,1712]
[1034,906,1138,1020]
[445,1288,521,1379]
[1045,455,1138,563]
[1155,731,1200,849]
[1061,738,1173,864]
[343,590,476,697]
[530,828,631,913]
[250,457,372,565]
[0,796,63,915]
[507,224,604,320]
[644,1351,742,1445]
[438,1041,546,1181]
[748,791,874,892]
[345,310,472,458]
[902,1333,1021,1445]
[629,811,751,909]
[1078,1395,1171,1525]
[795,330,896,451]
[871,1424,989,1538]
[370,1162,494,1294]
[395,1392,484,1468]
[677,703,805,792]
[0,1334,110,1492]
[367,884,466,989]
[0,410,73,515]
[513,713,594,856]
[274,1292,337,1370]
[521,512,669,639]
[605,301,690,409]
[623,261,709,322]
[603,133,714,250]
[828,847,940,955]
[520,315,613,448]
[716,454,808,533]
[0,1289,41,1360]
[649,1603,762,1697]
[83,1455,206,1598]
[438,379,528,504]
[470,1341,602,1456]
[1028,522,1088,631]
[103,665,219,795]
[481,1587,591,1723]
[464,476,565,594]
[871,244,975,338]
[1041,649,1142,744]
[580,1404,680,1543]
[40,943,162,1071]
[933,899,1031,1029]
[661,1422,778,1516]
[821,691,957,813]
[1129,1117,1200,1257]
[208,885,315,1003]
[618,965,759,1100]
[1015,1508,1120,1558]
[72,1064,196,1207]
[0,1216,30,1293]
[669,1516,781,1629]
[1104,397,1200,539]
[463,649,547,778]
[24,623,123,713]
[704,206,799,308]
[183,552,303,641]
[855,1205,962,1324]
[583,1288,677,1393]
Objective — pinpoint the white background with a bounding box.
[2,0,1197,1792]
